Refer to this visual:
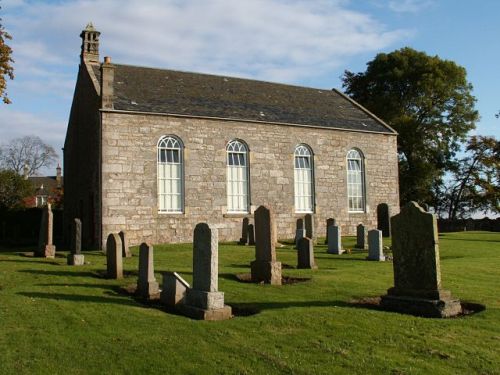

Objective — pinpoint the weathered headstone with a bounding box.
[248,223,255,245]
[136,243,160,299]
[377,203,391,237]
[106,233,123,279]
[119,230,132,258]
[238,217,249,245]
[355,223,367,249]
[294,218,304,248]
[297,237,317,269]
[324,218,335,244]
[160,271,190,307]
[367,229,385,261]
[304,214,315,243]
[36,203,56,258]
[380,202,461,317]
[251,205,282,285]
[67,218,84,265]
[327,225,344,254]
[182,223,232,320]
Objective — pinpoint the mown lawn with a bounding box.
[0,231,499,374]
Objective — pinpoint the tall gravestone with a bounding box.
[36,203,56,258]
[377,203,391,237]
[297,237,317,269]
[324,218,335,244]
[248,224,255,246]
[327,225,344,254]
[380,202,461,317]
[137,243,160,299]
[119,230,132,258]
[238,218,249,245]
[355,223,367,249]
[251,205,282,285]
[367,229,385,261]
[304,214,315,243]
[106,233,123,279]
[294,218,305,249]
[181,223,232,320]
[67,218,84,265]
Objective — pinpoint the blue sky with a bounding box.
[1,0,498,175]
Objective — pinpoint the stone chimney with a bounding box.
[56,164,62,188]
[80,22,100,64]
[101,56,114,109]
[23,164,29,180]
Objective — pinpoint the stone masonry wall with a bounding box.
[100,112,399,247]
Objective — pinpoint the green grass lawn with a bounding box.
[0,231,499,374]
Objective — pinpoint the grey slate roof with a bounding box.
[93,64,395,134]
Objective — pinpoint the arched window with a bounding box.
[347,149,365,212]
[294,144,314,213]
[226,140,249,213]
[158,136,184,213]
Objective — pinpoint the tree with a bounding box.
[441,136,499,219]
[0,136,58,176]
[0,169,33,210]
[342,47,478,205]
[0,6,14,104]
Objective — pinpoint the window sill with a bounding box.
[348,211,366,214]
[158,211,185,216]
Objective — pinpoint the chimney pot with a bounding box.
[104,56,111,64]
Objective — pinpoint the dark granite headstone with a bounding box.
[297,237,317,269]
[377,203,391,237]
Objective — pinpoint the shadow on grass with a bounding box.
[18,269,101,278]
[1,259,61,265]
[441,237,500,243]
[17,291,139,306]
[35,283,119,291]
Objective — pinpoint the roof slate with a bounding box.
[93,64,394,134]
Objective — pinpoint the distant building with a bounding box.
[25,165,63,208]
[64,24,400,249]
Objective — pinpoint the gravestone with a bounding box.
[355,223,367,249]
[36,203,56,258]
[136,243,160,299]
[297,237,317,269]
[367,229,385,261]
[380,202,461,318]
[294,218,305,249]
[304,214,315,243]
[119,230,132,258]
[327,225,344,254]
[248,224,255,245]
[106,233,123,279]
[251,205,282,285]
[67,218,84,265]
[324,218,335,244]
[181,223,232,320]
[160,271,190,307]
[238,218,249,245]
[377,203,391,237]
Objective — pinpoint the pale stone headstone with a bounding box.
[36,203,56,258]
[377,203,391,237]
[119,230,132,258]
[297,237,317,269]
[327,225,344,254]
[355,223,367,249]
[67,218,84,265]
[380,202,461,317]
[160,271,190,307]
[137,243,160,299]
[106,233,123,279]
[248,223,255,245]
[251,205,282,285]
[182,223,232,320]
[304,214,314,243]
[239,217,249,245]
[324,218,335,244]
[367,229,385,261]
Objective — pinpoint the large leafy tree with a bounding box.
[342,47,478,205]
[0,6,14,104]
[0,169,33,210]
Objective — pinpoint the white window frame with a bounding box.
[157,135,184,214]
[226,140,250,213]
[347,149,366,213]
[294,144,314,213]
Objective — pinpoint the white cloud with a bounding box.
[387,0,434,13]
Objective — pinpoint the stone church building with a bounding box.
[64,24,399,249]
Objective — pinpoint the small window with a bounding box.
[226,140,249,213]
[347,149,365,212]
[158,136,184,213]
[294,144,314,213]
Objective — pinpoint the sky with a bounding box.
[1,0,499,176]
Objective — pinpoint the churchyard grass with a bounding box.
[0,231,498,374]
